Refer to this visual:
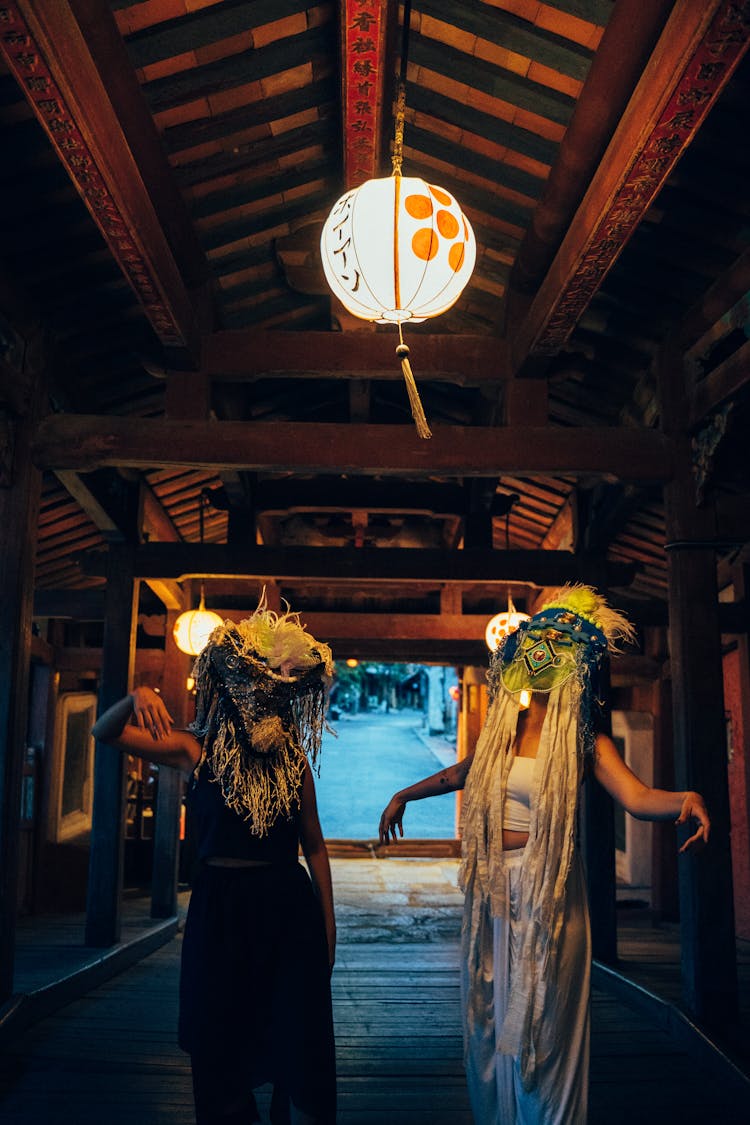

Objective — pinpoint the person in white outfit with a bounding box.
[378,585,709,1124]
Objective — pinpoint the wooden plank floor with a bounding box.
[1,858,749,1123]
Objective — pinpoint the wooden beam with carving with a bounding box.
[512,0,750,371]
[0,0,205,360]
[201,330,510,383]
[32,417,674,482]
[80,543,635,589]
[341,0,393,188]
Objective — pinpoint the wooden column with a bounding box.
[456,666,487,836]
[85,544,138,947]
[150,611,191,919]
[659,342,738,1027]
[0,386,42,1003]
[582,661,617,965]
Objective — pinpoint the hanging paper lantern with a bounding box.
[321,176,475,325]
[173,592,223,656]
[485,601,531,652]
[320,175,475,438]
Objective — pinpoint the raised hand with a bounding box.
[676,790,710,853]
[131,686,174,740]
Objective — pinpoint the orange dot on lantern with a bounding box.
[430,185,452,205]
[437,210,459,238]
[405,194,433,219]
[412,228,438,261]
[448,242,466,271]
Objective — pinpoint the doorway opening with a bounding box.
[314,661,460,841]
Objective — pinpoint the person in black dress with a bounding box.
[92,600,337,1125]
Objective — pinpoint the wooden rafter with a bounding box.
[0,0,206,360]
[32,416,674,482]
[80,543,635,589]
[201,330,509,382]
[512,0,750,370]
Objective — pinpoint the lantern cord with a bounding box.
[391,0,411,176]
[397,322,432,440]
[391,82,406,176]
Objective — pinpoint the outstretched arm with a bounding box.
[378,753,474,844]
[92,686,200,773]
[299,765,336,972]
[593,732,709,853]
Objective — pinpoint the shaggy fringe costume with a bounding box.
[189,600,334,838]
[459,586,634,1123]
[180,598,337,1124]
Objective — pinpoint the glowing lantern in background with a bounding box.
[484,598,531,653]
[173,586,223,656]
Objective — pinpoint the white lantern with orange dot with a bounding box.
[485,599,531,652]
[321,176,475,325]
[320,173,476,438]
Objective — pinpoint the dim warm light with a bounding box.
[173,588,222,656]
[485,598,530,652]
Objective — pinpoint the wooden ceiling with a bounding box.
[1,0,749,659]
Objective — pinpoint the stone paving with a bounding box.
[315,710,458,839]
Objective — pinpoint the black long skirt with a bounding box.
[179,862,336,1122]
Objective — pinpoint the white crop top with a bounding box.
[503,755,536,832]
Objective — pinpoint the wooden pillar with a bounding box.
[659,342,738,1027]
[583,661,617,964]
[85,544,139,947]
[150,611,191,919]
[725,564,750,940]
[456,666,487,836]
[0,387,42,1003]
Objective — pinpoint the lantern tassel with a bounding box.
[396,342,432,439]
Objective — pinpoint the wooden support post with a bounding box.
[0,395,42,1003]
[456,667,488,838]
[582,662,617,965]
[150,610,190,920]
[659,341,737,1027]
[85,545,139,947]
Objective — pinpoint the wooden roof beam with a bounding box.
[0,0,208,363]
[508,0,675,301]
[52,468,185,610]
[201,330,510,383]
[688,337,750,429]
[80,543,636,590]
[32,416,674,482]
[511,0,750,373]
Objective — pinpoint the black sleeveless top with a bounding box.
[187,762,302,864]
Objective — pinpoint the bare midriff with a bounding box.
[502,828,529,851]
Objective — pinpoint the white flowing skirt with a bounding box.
[461,849,591,1124]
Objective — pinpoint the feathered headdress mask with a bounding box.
[189,595,334,836]
[490,583,635,753]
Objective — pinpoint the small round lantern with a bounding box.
[173,589,223,656]
[485,601,531,652]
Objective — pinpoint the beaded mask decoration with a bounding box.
[189,596,334,836]
[490,584,635,752]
